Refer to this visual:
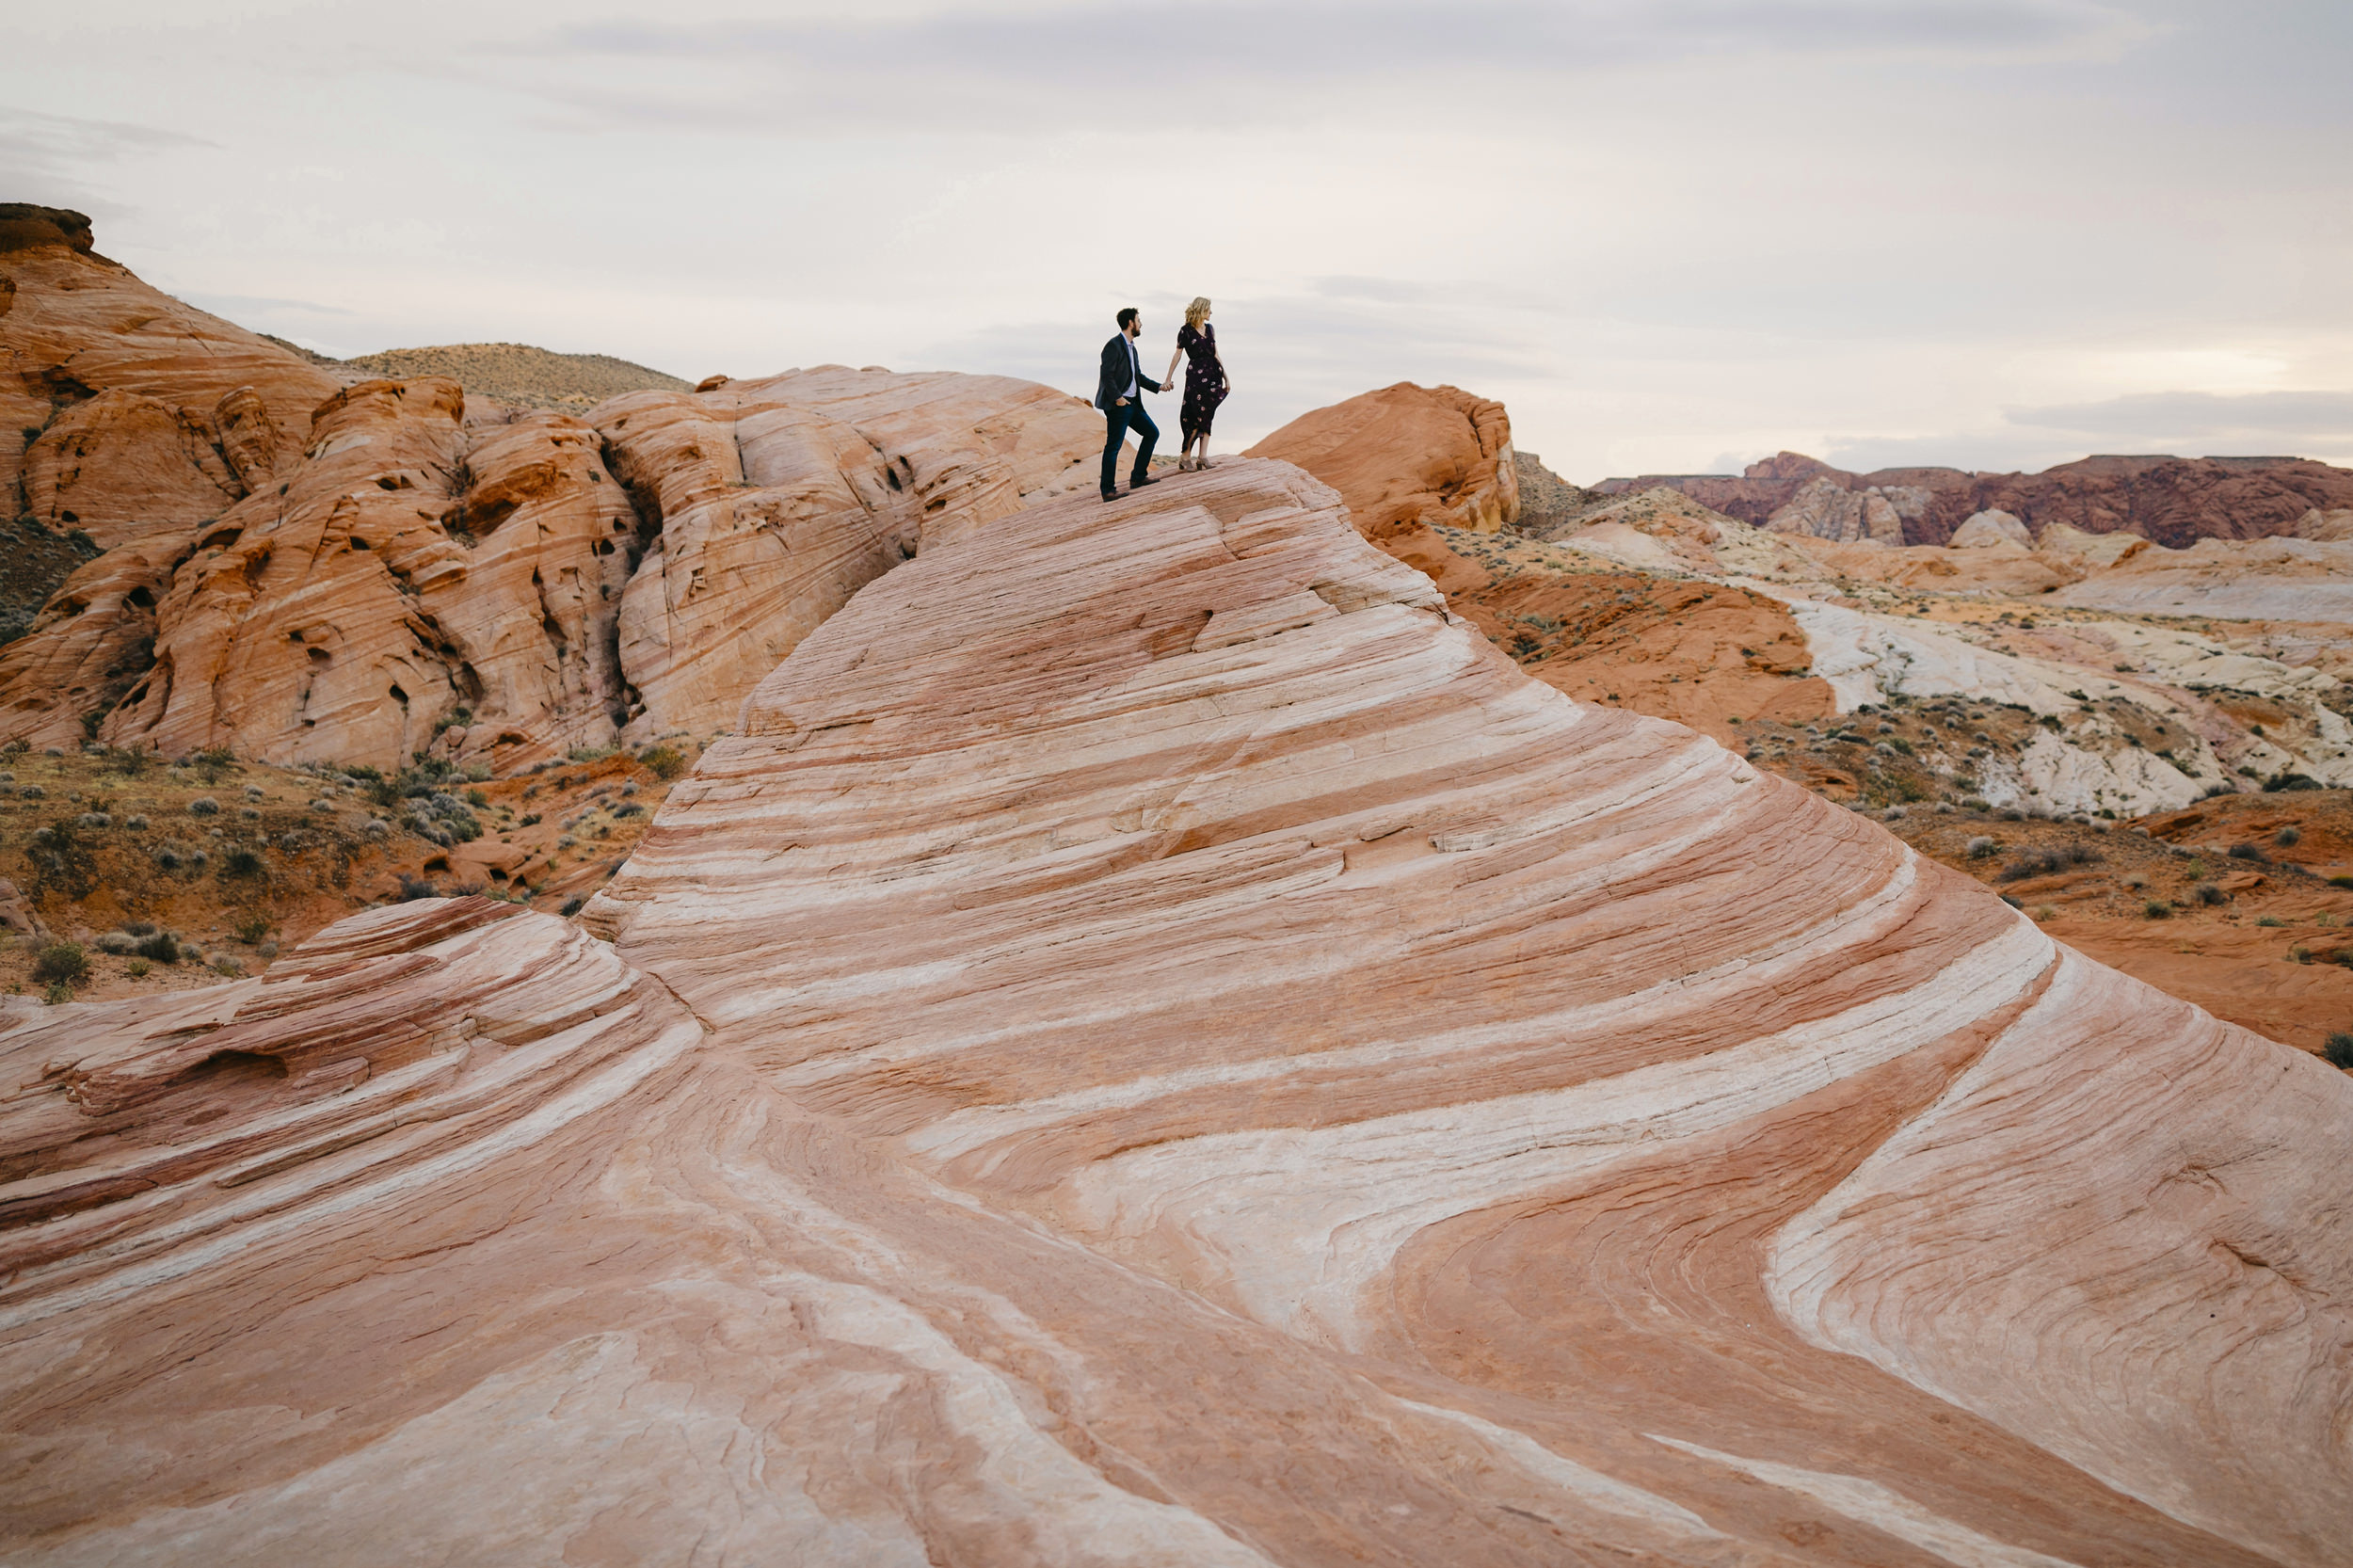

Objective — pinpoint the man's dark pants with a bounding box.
[1100,400,1158,495]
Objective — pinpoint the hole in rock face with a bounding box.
[126,586,155,609]
[308,647,330,667]
[178,1049,290,1088]
[388,683,408,706]
[423,854,449,872]
[350,536,371,552]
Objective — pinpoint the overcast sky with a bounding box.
[7,0,2351,480]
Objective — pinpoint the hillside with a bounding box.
[337,341,692,411]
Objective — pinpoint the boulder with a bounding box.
[19,388,243,548]
[1246,381,1517,539]
[1948,508,2034,549]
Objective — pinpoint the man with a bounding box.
[1094,306,1166,502]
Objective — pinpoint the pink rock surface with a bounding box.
[2,462,2346,1565]
[596,365,1102,744]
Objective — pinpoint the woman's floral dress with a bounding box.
[1176,323,1225,439]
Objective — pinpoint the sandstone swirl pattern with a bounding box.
[4,461,2347,1566]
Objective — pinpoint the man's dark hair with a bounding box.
[1116,307,1139,330]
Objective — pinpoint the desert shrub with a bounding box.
[2331,874,2353,890]
[17,783,40,799]
[2291,945,2311,965]
[466,788,488,808]
[2228,843,2264,861]
[567,745,615,763]
[1997,844,2101,883]
[2265,773,2320,792]
[219,846,265,877]
[43,982,72,1005]
[2123,873,2148,890]
[193,745,237,783]
[611,802,644,819]
[2325,1032,2353,1069]
[639,744,687,780]
[134,932,181,964]
[233,913,270,944]
[239,807,260,820]
[31,942,88,986]
[2144,900,2171,920]
[125,814,147,830]
[401,792,481,845]
[2194,883,2227,905]
[520,813,540,827]
[258,940,279,959]
[187,796,220,816]
[154,848,183,871]
[124,958,151,978]
[310,798,334,813]
[76,811,111,829]
[2276,825,2302,847]
[1965,836,1996,858]
[559,896,585,917]
[243,783,265,798]
[211,958,243,977]
[93,931,137,954]
[2257,915,2286,928]
[396,873,439,902]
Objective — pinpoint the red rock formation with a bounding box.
[1,205,344,547]
[597,365,1102,744]
[1,461,2346,1562]
[1246,381,1518,540]
[1602,450,2353,549]
[0,362,1101,768]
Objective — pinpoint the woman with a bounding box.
[1164,296,1231,472]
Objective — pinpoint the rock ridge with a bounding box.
[0,459,2347,1566]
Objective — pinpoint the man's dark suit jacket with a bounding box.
[1095,333,1164,411]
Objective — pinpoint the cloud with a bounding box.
[179,293,359,320]
[2006,388,2353,443]
[0,107,216,168]
[497,0,2156,135]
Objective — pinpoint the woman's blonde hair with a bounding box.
[1184,296,1212,329]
